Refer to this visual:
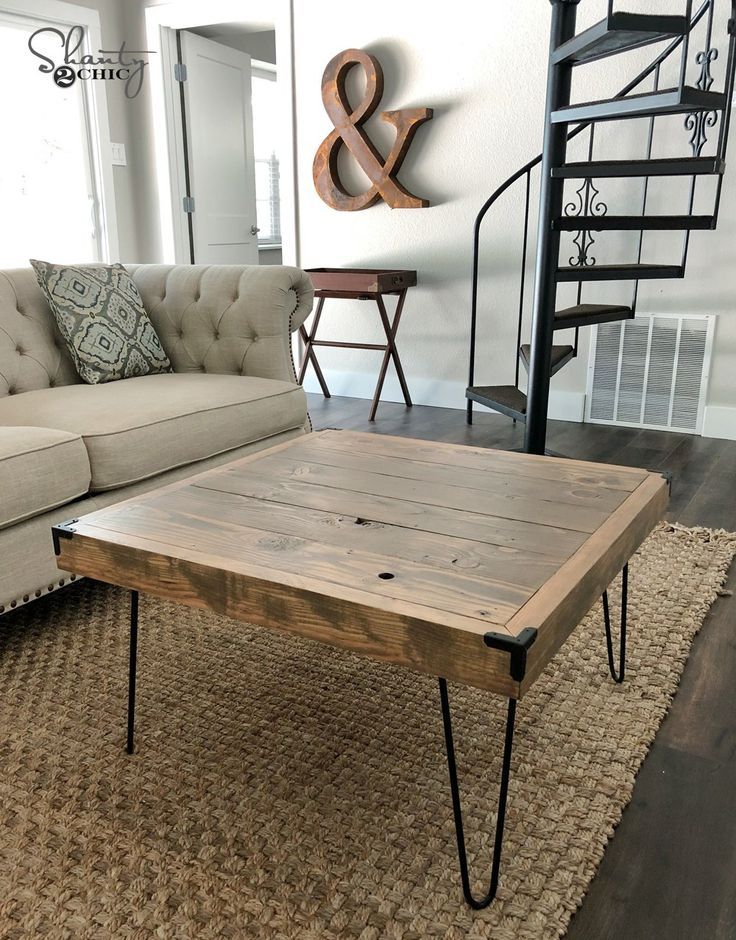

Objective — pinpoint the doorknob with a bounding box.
[250,224,260,236]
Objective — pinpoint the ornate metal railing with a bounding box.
[467,0,735,424]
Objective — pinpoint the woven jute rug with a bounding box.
[0,523,734,940]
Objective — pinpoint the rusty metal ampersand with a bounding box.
[313,49,433,211]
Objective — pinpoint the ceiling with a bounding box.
[192,20,275,39]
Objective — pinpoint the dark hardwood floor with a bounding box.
[308,393,736,940]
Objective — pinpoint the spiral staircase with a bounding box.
[466,0,736,454]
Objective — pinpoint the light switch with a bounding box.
[111,142,127,166]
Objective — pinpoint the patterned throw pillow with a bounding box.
[30,260,171,385]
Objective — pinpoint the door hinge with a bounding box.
[182,196,195,213]
[174,62,187,82]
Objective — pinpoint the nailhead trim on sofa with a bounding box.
[0,574,79,614]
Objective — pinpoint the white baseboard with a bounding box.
[303,369,586,423]
[546,389,586,423]
[304,369,735,437]
[702,405,736,441]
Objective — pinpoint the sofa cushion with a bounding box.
[0,427,91,529]
[30,260,171,385]
[0,373,307,492]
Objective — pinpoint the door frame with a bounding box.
[145,0,298,266]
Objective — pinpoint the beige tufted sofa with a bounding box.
[0,263,314,615]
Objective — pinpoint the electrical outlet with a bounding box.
[111,142,127,166]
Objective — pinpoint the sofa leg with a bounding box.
[126,591,138,754]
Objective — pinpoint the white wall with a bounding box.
[290,0,736,436]
[119,0,736,436]
[196,26,276,64]
[292,2,550,412]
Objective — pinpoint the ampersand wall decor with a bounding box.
[313,48,433,211]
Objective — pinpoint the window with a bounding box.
[0,4,116,266]
[251,65,281,248]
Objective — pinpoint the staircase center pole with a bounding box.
[524,0,580,455]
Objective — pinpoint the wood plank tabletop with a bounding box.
[54,430,668,699]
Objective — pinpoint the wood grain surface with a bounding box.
[55,431,667,698]
[305,396,736,939]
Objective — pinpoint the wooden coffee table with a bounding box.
[53,430,668,908]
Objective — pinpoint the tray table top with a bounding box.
[306,268,417,295]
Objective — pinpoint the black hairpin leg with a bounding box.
[438,677,517,909]
[602,562,628,684]
[126,590,138,754]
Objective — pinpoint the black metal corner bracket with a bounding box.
[484,627,538,682]
[51,519,78,556]
[660,470,673,495]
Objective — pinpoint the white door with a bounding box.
[180,31,259,264]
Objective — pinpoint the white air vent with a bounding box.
[586,314,715,434]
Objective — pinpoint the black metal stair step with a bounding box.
[557,264,684,282]
[552,156,726,179]
[552,12,687,67]
[551,87,727,124]
[519,343,575,376]
[466,385,527,422]
[553,303,634,329]
[553,214,716,231]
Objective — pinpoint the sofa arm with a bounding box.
[127,264,314,384]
